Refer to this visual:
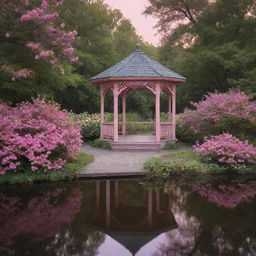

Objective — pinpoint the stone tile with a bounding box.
[78,144,191,177]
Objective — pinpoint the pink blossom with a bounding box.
[41,0,48,10]
[50,59,57,65]
[70,56,79,62]
[64,47,74,55]
[5,33,11,38]
[26,42,42,50]
[41,12,59,21]
[193,133,256,167]
[56,1,63,6]
[179,90,256,135]
[0,99,82,174]
[60,23,65,28]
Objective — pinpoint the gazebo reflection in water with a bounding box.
[89,179,177,255]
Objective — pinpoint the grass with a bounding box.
[145,150,256,181]
[162,150,197,160]
[163,142,180,150]
[89,139,111,149]
[144,150,235,181]
[0,152,94,185]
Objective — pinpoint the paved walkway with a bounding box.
[79,144,191,178]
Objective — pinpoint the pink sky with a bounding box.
[104,0,160,45]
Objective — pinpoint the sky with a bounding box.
[104,0,160,45]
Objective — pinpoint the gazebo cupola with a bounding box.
[90,45,186,150]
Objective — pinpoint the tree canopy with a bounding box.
[146,0,256,112]
[0,0,158,114]
[2,0,256,115]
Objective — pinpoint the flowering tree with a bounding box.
[0,0,78,81]
[193,133,256,167]
[179,90,256,136]
[0,99,81,174]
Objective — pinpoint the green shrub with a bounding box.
[70,112,100,141]
[214,116,256,145]
[144,150,235,181]
[163,142,180,150]
[176,114,199,143]
[0,152,94,184]
[89,139,111,149]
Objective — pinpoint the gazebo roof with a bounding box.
[90,46,186,82]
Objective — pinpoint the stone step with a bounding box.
[111,142,161,151]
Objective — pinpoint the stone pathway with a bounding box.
[79,144,191,178]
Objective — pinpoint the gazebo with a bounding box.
[90,45,186,151]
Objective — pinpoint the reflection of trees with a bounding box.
[151,181,256,256]
[0,187,82,248]
[2,179,256,256]
[0,182,106,256]
[153,185,201,256]
[45,229,105,256]
[192,182,256,208]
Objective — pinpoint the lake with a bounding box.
[1,176,256,256]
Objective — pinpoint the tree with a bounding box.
[144,0,209,33]
[0,0,79,103]
[148,0,256,111]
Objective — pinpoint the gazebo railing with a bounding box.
[160,122,173,139]
[102,122,114,139]
[102,121,174,140]
[118,122,155,134]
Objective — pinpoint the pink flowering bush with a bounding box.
[1,0,78,80]
[0,99,82,174]
[193,134,256,167]
[178,90,256,143]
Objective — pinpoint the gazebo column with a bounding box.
[155,84,161,142]
[122,92,126,135]
[113,83,119,142]
[172,85,176,140]
[100,86,105,139]
[168,92,172,122]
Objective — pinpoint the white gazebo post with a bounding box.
[171,85,176,140]
[122,92,126,135]
[100,85,104,139]
[155,84,161,142]
[113,83,119,142]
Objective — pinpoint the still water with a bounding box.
[1,177,256,256]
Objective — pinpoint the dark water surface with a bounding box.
[1,177,256,256]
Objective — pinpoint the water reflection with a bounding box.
[0,178,256,255]
[90,180,177,255]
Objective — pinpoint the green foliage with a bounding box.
[176,115,198,143]
[163,142,180,150]
[70,112,100,141]
[89,140,111,150]
[55,0,159,114]
[214,116,256,146]
[151,0,256,112]
[0,0,159,115]
[177,114,256,145]
[0,153,94,184]
[80,123,100,141]
[144,150,253,181]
